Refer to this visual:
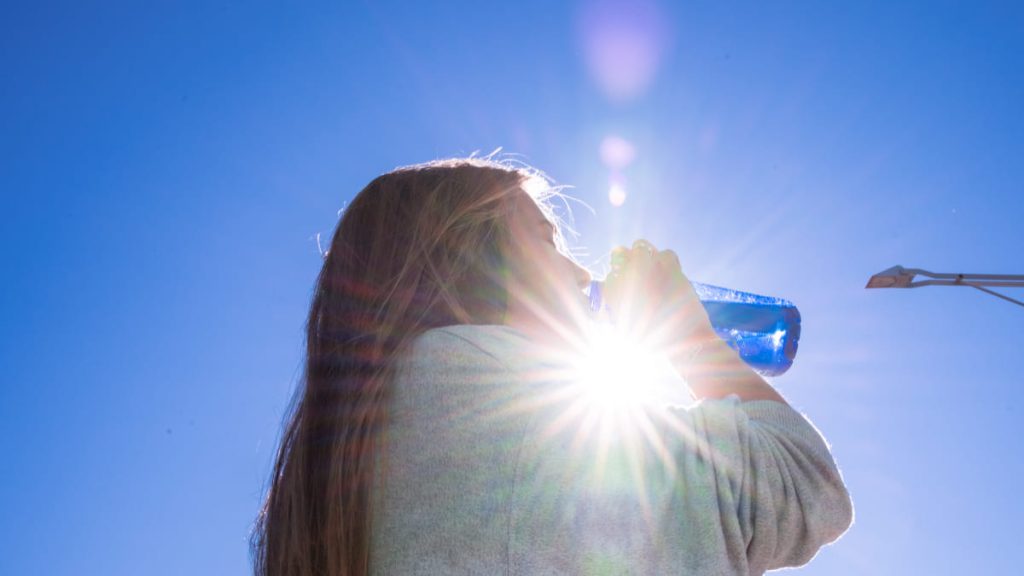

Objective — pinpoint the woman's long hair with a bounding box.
[250,159,559,576]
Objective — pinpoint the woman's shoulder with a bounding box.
[407,324,535,372]
[405,319,528,364]
[418,323,529,348]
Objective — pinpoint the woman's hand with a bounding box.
[604,239,786,403]
[602,239,716,353]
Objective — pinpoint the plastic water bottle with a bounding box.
[587,280,801,376]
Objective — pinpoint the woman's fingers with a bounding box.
[656,248,679,267]
[655,249,692,286]
[655,249,679,278]
[610,246,628,271]
[609,239,656,272]
[601,239,713,345]
[608,239,665,279]
[604,239,662,330]
[632,238,657,252]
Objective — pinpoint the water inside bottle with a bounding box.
[586,280,801,376]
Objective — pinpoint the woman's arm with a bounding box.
[668,327,788,404]
[732,400,854,571]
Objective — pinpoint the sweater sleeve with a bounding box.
[667,397,854,573]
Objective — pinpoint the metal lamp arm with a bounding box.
[906,276,1024,308]
[909,269,1024,286]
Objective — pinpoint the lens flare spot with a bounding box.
[577,0,670,102]
[609,183,627,206]
[600,135,637,170]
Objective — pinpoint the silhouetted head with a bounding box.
[252,158,591,576]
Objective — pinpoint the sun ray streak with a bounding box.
[517,320,751,530]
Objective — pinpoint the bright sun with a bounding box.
[523,324,697,509]
[570,324,689,412]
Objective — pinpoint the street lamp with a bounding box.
[866,265,1024,308]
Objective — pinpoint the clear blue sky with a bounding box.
[2,1,1022,574]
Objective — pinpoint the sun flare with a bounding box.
[570,324,688,413]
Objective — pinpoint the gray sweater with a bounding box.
[371,325,853,575]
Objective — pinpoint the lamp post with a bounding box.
[866,265,1024,308]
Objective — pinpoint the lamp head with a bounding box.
[866,265,916,288]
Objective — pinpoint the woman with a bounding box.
[251,158,853,576]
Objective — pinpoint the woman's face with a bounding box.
[502,192,593,341]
